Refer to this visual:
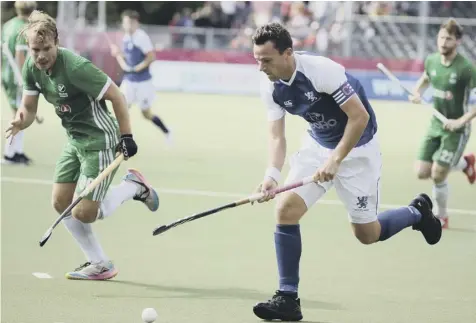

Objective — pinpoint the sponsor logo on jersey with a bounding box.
[433,89,453,100]
[449,72,457,84]
[284,100,293,107]
[58,84,68,98]
[56,104,71,113]
[305,112,337,130]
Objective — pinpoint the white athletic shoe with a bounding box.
[65,261,118,280]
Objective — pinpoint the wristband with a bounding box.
[264,167,281,183]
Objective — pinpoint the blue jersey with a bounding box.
[122,28,153,82]
[260,53,377,149]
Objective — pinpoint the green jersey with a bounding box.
[22,47,119,150]
[425,52,476,128]
[1,16,29,85]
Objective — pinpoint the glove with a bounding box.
[116,134,137,159]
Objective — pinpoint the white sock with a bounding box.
[63,215,108,263]
[98,181,138,219]
[432,180,449,217]
[4,139,15,158]
[13,130,24,154]
[453,157,467,171]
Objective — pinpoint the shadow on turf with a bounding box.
[96,280,341,311]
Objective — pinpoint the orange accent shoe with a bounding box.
[463,153,475,184]
[439,216,449,230]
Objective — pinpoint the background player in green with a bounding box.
[5,10,160,280]
[1,1,37,165]
[410,18,476,229]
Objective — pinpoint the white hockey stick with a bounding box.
[2,43,44,124]
[376,62,448,123]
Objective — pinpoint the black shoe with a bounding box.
[2,154,21,164]
[411,193,442,245]
[15,153,32,165]
[253,291,303,321]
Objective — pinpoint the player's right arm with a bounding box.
[409,58,431,104]
[110,45,133,72]
[5,61,39,138]
[409,72,430,104]
[255,82,286,203]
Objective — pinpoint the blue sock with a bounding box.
[275,224,301,294]
[378,206,422,241]
[152,116,169,133]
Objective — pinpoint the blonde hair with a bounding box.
[20,10,58,44]
[440,18,463,40]
[14,1,37,16]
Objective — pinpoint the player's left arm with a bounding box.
[132,31,155,73]
[334,94,370,162]
[444,64,476,131]
[318,61,369,163]
[70,61,131,135]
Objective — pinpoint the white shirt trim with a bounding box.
[23,89,39,96]
[96,77,112,101]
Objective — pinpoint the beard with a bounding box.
[439,46,456,57]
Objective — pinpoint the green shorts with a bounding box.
[1,80,20,110]
[417,128,470,168]
[54,143,118,201]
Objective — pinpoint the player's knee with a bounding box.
[141,109,152,120]
[415,162,431,179]
[72,202,99,223]
[431,168,448,183]
[275,194,307,224]
[352,222,380,245]
[51,197,70,214]
[354,232,378,245]
[417,170,431,180]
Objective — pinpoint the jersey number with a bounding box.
[440,150,454,164]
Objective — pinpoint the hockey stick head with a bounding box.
[39,228,53,247]
[152,225,169,236]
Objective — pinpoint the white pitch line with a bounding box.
[32,272,52,279]
[1,176,475,216]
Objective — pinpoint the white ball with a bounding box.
[141,308,158,323]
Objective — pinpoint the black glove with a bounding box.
[116,134,137,159]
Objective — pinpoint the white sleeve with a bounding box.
[260,80,285,121]
[135,30,154,54]
[308,57,356,106]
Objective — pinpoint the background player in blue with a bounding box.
[110,10,172,144]
[251,23,443,322]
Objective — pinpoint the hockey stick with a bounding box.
[152,176,316,236]
[39,154,124,247]
[2,43,44,124]
[376,63,448,123]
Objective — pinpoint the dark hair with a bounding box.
[440,18,463,40]
[252,23,293,54]
[121,9,140,21]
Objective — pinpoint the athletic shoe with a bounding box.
[123,168,159,212]
[411,193,442,245]
[65,261,118,280]
[463,153,475,184]
[253,290,303,321]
